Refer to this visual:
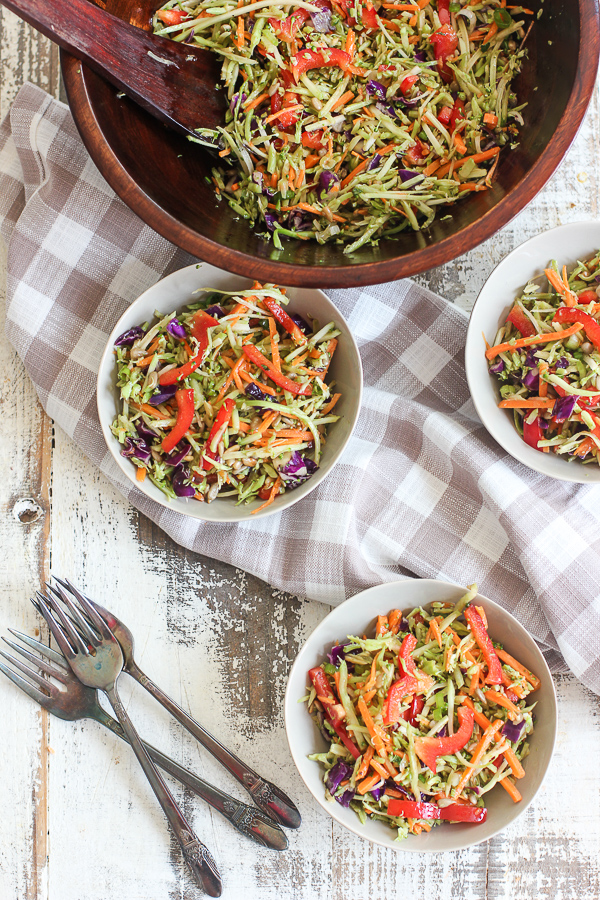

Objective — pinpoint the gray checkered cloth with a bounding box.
[2,84,600,691]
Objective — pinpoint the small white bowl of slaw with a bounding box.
[284,579,557,853]
[466,220,600,482]
[96,261,363,522]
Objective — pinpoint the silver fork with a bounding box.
[54,577,301,830]
[34,588,223,898]
[0,631,287,851]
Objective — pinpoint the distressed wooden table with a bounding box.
[1,13,600,899]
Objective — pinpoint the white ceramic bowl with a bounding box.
[285,579,557,853]
[97,262,363,522]
[466,221,600,482]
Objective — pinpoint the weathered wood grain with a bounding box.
[1,13,600,899]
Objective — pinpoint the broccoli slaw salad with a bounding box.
[152,0,533,253]
[110,282,341,510]
[486,252,600,464]
[304,585,538,839]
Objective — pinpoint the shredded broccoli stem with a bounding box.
[153,0,532,251]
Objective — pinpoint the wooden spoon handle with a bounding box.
[0,0,224,134]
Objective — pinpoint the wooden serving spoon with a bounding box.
[0,0,227,136]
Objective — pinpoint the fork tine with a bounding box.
[33,594,80,661]
[47,582,100,647]
[40,590,92,657]
[2,637,70,684]
[62,577,112,639]
[7,629,68,668]
[0,647,57,694]
[0,659,51,706]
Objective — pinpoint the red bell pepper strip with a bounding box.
[430,24,459,83]
[400,73,419,96]
[387,800,441,819]
[449,97,465,130]
[159,309,219,386]
[414,707,475,772]
[383,674,418,724]
[161,388,195,454]
[387,798,487,822]
[523,416,544,451]
[383,635,418,724]
[301,130,327,150]
[360,1,378,29]
[202,398,235,470]
[463,606,503,684]
[242,344,312,395]
[263,297,308,345]
[438,804,487,823]
[403,138,429,166]
[156,8,190,25]
[437,0,451,25]
[401,695,425,726]
[290,48,363,82]
[436,105,453,126]
[507,305,536,338]
[553,306,600,351]
[577,289,598,304]
[309,667,361,760]
[269,8,310,41]
[270,90,301,129]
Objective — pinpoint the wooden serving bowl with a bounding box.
[61,0,600,288]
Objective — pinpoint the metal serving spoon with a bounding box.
[0,0,226,136]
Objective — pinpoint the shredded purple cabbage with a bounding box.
[172,467,196,498]
[245,382,268,402]
[205,304,226,318]
[310,5,333,31]
[502,719,525,743]
[318,170,340,196]
[367,154,382,172]
[556,357,569,370]
[290,313,311,335]
[552,394,579,423]
[522,367,539,391]
[366,79,387,101]
[279,450,318,489]
[114,326,145,347]
[326,760,353,796]
[135,420,157,443]
[524,349,538,368]
[148,384,178,406]
[398,169,422,183]
[121,437,150,463]
[167,442,191,467]
[264,212,278,233]
[369,781,386,801]
[166,318,187,340]
[489,359,505,375]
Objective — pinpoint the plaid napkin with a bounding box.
[3,83,600,693]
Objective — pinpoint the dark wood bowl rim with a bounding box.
[61,1,600,288]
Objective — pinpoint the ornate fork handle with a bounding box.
[105,684,222,897]
[132,664,301,829]
[97,708,287,849]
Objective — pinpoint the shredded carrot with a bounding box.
[436,146,500,179]
[483,112,498,127]
[268,317,281,372]
[239,370,278,396]
[364,651,382,692]
[483,21,498,42]
[345,28,355,57]
[376,615,389,636]
[357,773,381,795]
[130,402,170,420]
[454,719,504,798]
[251,475,281,514]
[370,758,389,781]
[486,322,584,359]
[495,649,540,689]
[333,90,355,111]
[321,393,342,415]
[216,354,246,403]
[356,745,374,780]
[453,133,467,156]
[498,397,556,409]
[388,609,402,634]
[500,776,522,802]
[429,617,443,649]
[484,690,521,722]
[136,466,147,482]
[468,668,480,696]
[545,267,577,306]
[340,143,397,187]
